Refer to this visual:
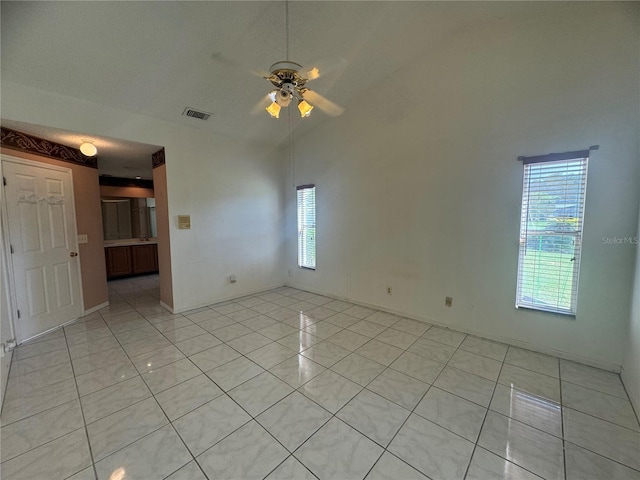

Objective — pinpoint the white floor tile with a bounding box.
[295,418,384,480]
[489,383,562,437]
[478,411,565,479]
[337,389,410,446]
[228,372,294,416]
[366,452,430,480]
[257,391,332,451]
[172,394,251,456]
[197,420,289,480]
[389,413,474,480]
[299,369,362,413]
[563,407,640,471]
[94,424,191,480]
[415,387,487,442]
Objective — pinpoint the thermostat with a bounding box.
[178,215,191,229]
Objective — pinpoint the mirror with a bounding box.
[101,197,157,240]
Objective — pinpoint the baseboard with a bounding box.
[172,283,286,314]
[83,301,109,316]
[160,301,174,314]
[0,349,13,416]
[285,282,622,374]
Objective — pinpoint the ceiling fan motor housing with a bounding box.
[272,82,294,107]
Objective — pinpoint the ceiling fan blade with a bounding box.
[250,94,273,116]
[302,90,345,116]
[299,66,320,81]
[299,57,348,82]
[251,69,274,79]
[210,52,272,80]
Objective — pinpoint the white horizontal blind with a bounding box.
[516,157,588,315]
[297,185,316,270]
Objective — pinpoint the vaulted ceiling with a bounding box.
[1,1,519,147]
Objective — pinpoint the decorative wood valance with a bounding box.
[152,147,165,168]
[0,126,98,168]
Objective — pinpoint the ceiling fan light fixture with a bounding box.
[298,99,314,118]
[275,88,292,107]
[80,141,97,157]
[266,101,281,118]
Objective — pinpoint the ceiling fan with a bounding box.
[258,60,345,119]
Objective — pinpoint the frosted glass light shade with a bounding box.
[298,100,314,117]
[80,142,97,156]
[266,102,281,118]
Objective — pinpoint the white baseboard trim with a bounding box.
[160,301,174,314]
[83,301,109,316]
[285,282,622,374]
[172,283,286,314]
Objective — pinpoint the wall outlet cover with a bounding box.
[77,234,88,244]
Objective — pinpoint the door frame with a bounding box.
[0,154,85,344]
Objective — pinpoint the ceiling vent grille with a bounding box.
[182,107,211,121]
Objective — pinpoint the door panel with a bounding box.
[54,262,73,307]
[17,198,43,253]
[25,266,48,316]
[3,158,83,342]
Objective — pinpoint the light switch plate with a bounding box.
[77,234,88,244]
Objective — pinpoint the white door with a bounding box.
[2,157,83,342]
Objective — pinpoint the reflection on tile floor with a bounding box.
[1,275,639,480]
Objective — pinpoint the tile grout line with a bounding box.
[61,324,99,480]
[106,282,210,479]
[460,350,507,480]
[559,358,568,480]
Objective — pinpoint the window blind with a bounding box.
[516,157,588,315]
[297,185,316,270]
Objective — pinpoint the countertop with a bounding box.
[104,239,158,247]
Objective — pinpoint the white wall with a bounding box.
[622,205,640,414]
[286,3,640,369]
[1,82,286,313]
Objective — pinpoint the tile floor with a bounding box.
[1,274,639,480]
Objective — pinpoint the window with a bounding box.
[297,185,316,269]
[516,151,589,315]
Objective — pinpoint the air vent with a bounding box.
[182,107,211,121]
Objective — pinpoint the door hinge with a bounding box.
[17,310,21,319]
[10,244,14,254]
[3,176,6,186]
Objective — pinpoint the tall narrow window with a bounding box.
[516,151,589,315]
[297,185,316,270]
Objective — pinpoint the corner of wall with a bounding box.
[621,202,640,416]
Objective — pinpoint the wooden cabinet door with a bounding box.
[106,247,132,278]
[132,244,158,274]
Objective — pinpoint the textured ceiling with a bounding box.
[1,1,517,176]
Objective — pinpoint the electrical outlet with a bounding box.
[288,269,292,277]
[229,274,237,284]
[445,296,453,307]
[387,286,392,295]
